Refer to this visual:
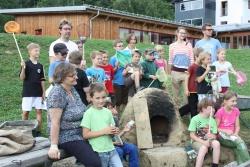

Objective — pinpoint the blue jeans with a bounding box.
[116,142,140,167]
[98,149,123,167]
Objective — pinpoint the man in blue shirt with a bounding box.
[195,23,222,63]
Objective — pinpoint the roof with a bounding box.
[0,4,200,30]
[214,23,250,33]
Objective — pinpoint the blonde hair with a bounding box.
[193,47,204,59]
[154,45,164,52]
[197,98,214,113]
[68,51,82,65]
[198,51,210,65]
[27,43,40,51]
[217,48,226,54]
[222,90,237,106]
[90,51,101,59]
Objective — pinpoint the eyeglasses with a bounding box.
[206,29,213,31]
[62,27,72,31]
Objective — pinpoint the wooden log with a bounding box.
[132,96,153,149]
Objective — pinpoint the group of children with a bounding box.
[19,30,249,166]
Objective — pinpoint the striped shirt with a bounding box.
[168,42,194,69]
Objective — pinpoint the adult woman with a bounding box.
[47,63,101,167]
[168,27,194,107]
[124,33,138,54]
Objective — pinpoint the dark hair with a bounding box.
[53,63,76,84]
[126,33,137,44]
[132,50,142,57]
[113,39,123,47]
[197,98,214,113]
[99,50,108,55]
[89,83,107,97]
[58,19,72,29]
[202,23,212,30]
[68,51,82,65]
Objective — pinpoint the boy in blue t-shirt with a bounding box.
[109,39,129,109]
[86,51,106,83]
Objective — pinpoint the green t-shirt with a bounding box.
[81,106,115,153]
[188,114,217,140]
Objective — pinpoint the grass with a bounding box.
[0,33,250,138]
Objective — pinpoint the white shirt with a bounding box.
[49,38,78,60]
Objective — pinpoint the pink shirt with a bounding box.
[215,107,240,132]
[154,59,167,69]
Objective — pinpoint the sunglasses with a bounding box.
[206,29,213,31]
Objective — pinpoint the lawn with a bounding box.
[0,33,249,138]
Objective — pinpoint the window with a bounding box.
[243,36,247,46]
[248,35,250,47]
[180,18,202,26]
[143,31,151,44]
[221,21,227,25]
[180,19,192,24]
[119,28,129,40]
[192,18,203,26]
[221,1,228,16]
[248,0,250,9]
[180,0,203,11]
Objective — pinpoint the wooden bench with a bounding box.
[0,137,74,167]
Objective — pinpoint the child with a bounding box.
[215,91,250,165]
[140,49,161,88]
[110,39,129,110]
[188,98,220,167]
[99,50,115,103]
[104,99,140,167]
[86,51,106,84]
[81,83,123,167]
[154,45,169,74]
[179,47,204,118]
[123,50,143,99]
[213,48,237,93]
[196,52,213,102]
[48,43,68,83]
[19,43,46,135]
[68,51,90,105]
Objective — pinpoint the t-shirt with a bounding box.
[86,67,106,83]
[195,38,222,63]
[110,56,124,85]
[74,68,89,105]
[47,85,86,144]
[212,61,233,87]
[196,66,212,94]
[48,60,65,79]
[99,65,114,94]
[154,59,167,70]
[188,114,217,140]
[188,63,199,93]
[49,38,78,60]
[81,106,115,153]
[125,62,142,74]
[21,60,45,97]
[215,107,240,133]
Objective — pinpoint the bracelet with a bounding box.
[50,144,58,149]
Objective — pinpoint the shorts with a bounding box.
[22,97,47,111]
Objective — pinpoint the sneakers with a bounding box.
[185,145,198,160]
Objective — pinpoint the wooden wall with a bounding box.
[15,12,202,40]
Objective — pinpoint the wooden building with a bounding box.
[215,24,250,49]
[0,5,202,45]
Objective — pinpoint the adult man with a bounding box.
[49,19,78,63]
[195,23,222,63]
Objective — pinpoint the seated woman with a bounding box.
[47,63,101,167]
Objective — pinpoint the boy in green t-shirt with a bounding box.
[188,98,220,167]
[81,83,123,167]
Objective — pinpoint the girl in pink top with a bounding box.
[215,91,250,165]
[154,45,169,74]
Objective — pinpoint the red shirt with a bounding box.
[188,63,199,93]
[99,64,114,93]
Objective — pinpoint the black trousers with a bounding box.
[179,93,198,118]
[113,83,128,106]
[60,140,102,167]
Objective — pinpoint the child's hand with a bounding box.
[21,61,26,69]
[185,90,190,96]
[103,126,116,135]
[149,75,157,80]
